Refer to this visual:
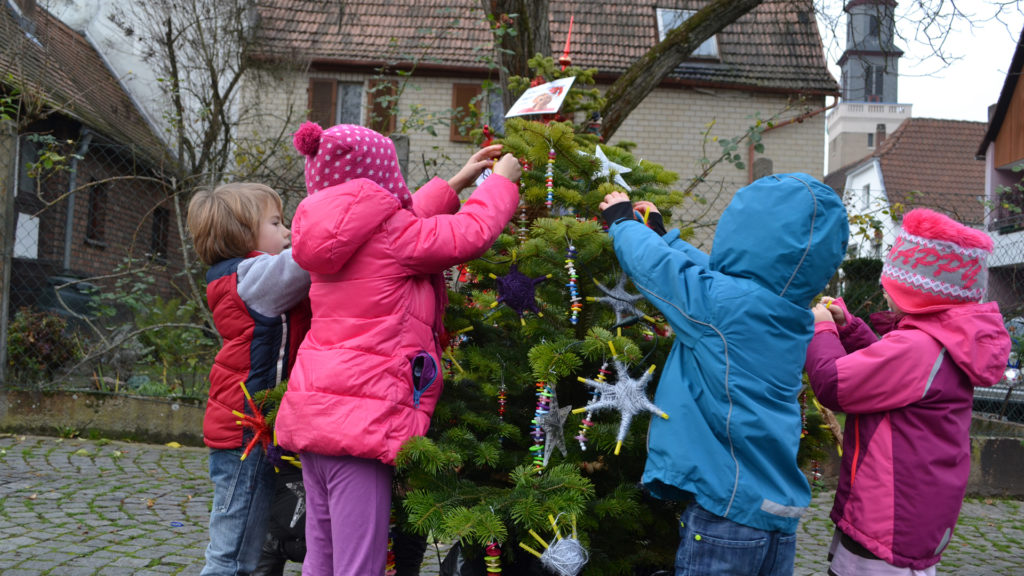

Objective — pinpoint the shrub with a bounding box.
[6,307,83,384]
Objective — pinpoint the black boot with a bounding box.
[252,533,287,576]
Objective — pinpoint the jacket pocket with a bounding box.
[410,351,438,408]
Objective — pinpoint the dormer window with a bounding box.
[656,8,719,59]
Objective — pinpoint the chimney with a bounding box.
[875,123,887,146]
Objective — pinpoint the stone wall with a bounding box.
[3,389,1021,498]
[0,390,205,446]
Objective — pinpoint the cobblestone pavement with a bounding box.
[0,434,1020,575]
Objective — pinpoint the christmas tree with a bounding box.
[396,57,838,575]
[397,59,686,575]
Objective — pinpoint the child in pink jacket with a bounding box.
[275,122,521,576]
[805,208,1011,575]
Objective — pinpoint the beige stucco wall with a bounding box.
[247,70,827,248]
[611,86,826,247]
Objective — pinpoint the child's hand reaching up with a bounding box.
[600,190,638,227]
[492,153,522,183]
[632,200,660,217]
[599,190,632,211]
[448,144,505,192]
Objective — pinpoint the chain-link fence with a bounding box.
[4,133,1023,422]
[2,129,216,398]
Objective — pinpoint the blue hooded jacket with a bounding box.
[608,173,848,533]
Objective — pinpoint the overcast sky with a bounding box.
[820,3,1023,122]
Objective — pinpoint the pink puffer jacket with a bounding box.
[275,175,518,465]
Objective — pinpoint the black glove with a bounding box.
[602,202,668,236]
[601,202,634,227]
[646,211,667,236]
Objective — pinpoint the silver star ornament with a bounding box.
[575,357,667,455]
[593,145,632,191]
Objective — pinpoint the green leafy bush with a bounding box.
[6,307,83,384]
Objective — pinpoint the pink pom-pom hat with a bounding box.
[292,121,412,207]
[880,208,994,313]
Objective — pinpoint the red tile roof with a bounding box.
[254,0,838,94]
[830,118,987,225]
[0,2,168,165]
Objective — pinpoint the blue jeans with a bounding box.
[201,447,275,576]
[675,503,796,576]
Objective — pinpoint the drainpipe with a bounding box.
[748,98,838,182]
[0,125,19,384]
[63,128,93,271]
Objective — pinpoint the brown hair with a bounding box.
[186,182,283,265]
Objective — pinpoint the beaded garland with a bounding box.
[531,381,551,472]
[517,204,529,243]
[565,243,582,324]
[485,542,502,574]
[575,363,608,450]
[386,511,397,576]
[545,148,556,208]
[799,390,808,438]
[498,382,507,422]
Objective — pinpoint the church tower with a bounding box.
[826,0,911,173]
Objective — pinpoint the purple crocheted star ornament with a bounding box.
[495,264,547,317]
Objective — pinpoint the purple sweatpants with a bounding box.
[300,453,394,576]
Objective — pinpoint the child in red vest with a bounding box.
[186,182,312,576]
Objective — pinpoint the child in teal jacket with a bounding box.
[600,173,848,575]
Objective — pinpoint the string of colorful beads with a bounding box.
[575,363,607,450]
[531,381,551,471]
[498,383,507,422]
[485,542,502,574]
[565,243,581,324]
[799,390,808,438]
[385,511,397,576]
[517,205,529,243]
[545,148,555,208]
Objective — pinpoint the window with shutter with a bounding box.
[308,79,336,127]
[308,79,364,127]
[450,83,482,142]
[367,80,397,135]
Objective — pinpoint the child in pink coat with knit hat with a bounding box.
[275,122,521,576]
[805,208,1011,576]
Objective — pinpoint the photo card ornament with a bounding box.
[506,77,577,118]
[573,343,668,455]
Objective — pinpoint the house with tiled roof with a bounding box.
[0,0,181,322]
[976,25,1024,311]
[824,117,986,259]
[249,0,837,245]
